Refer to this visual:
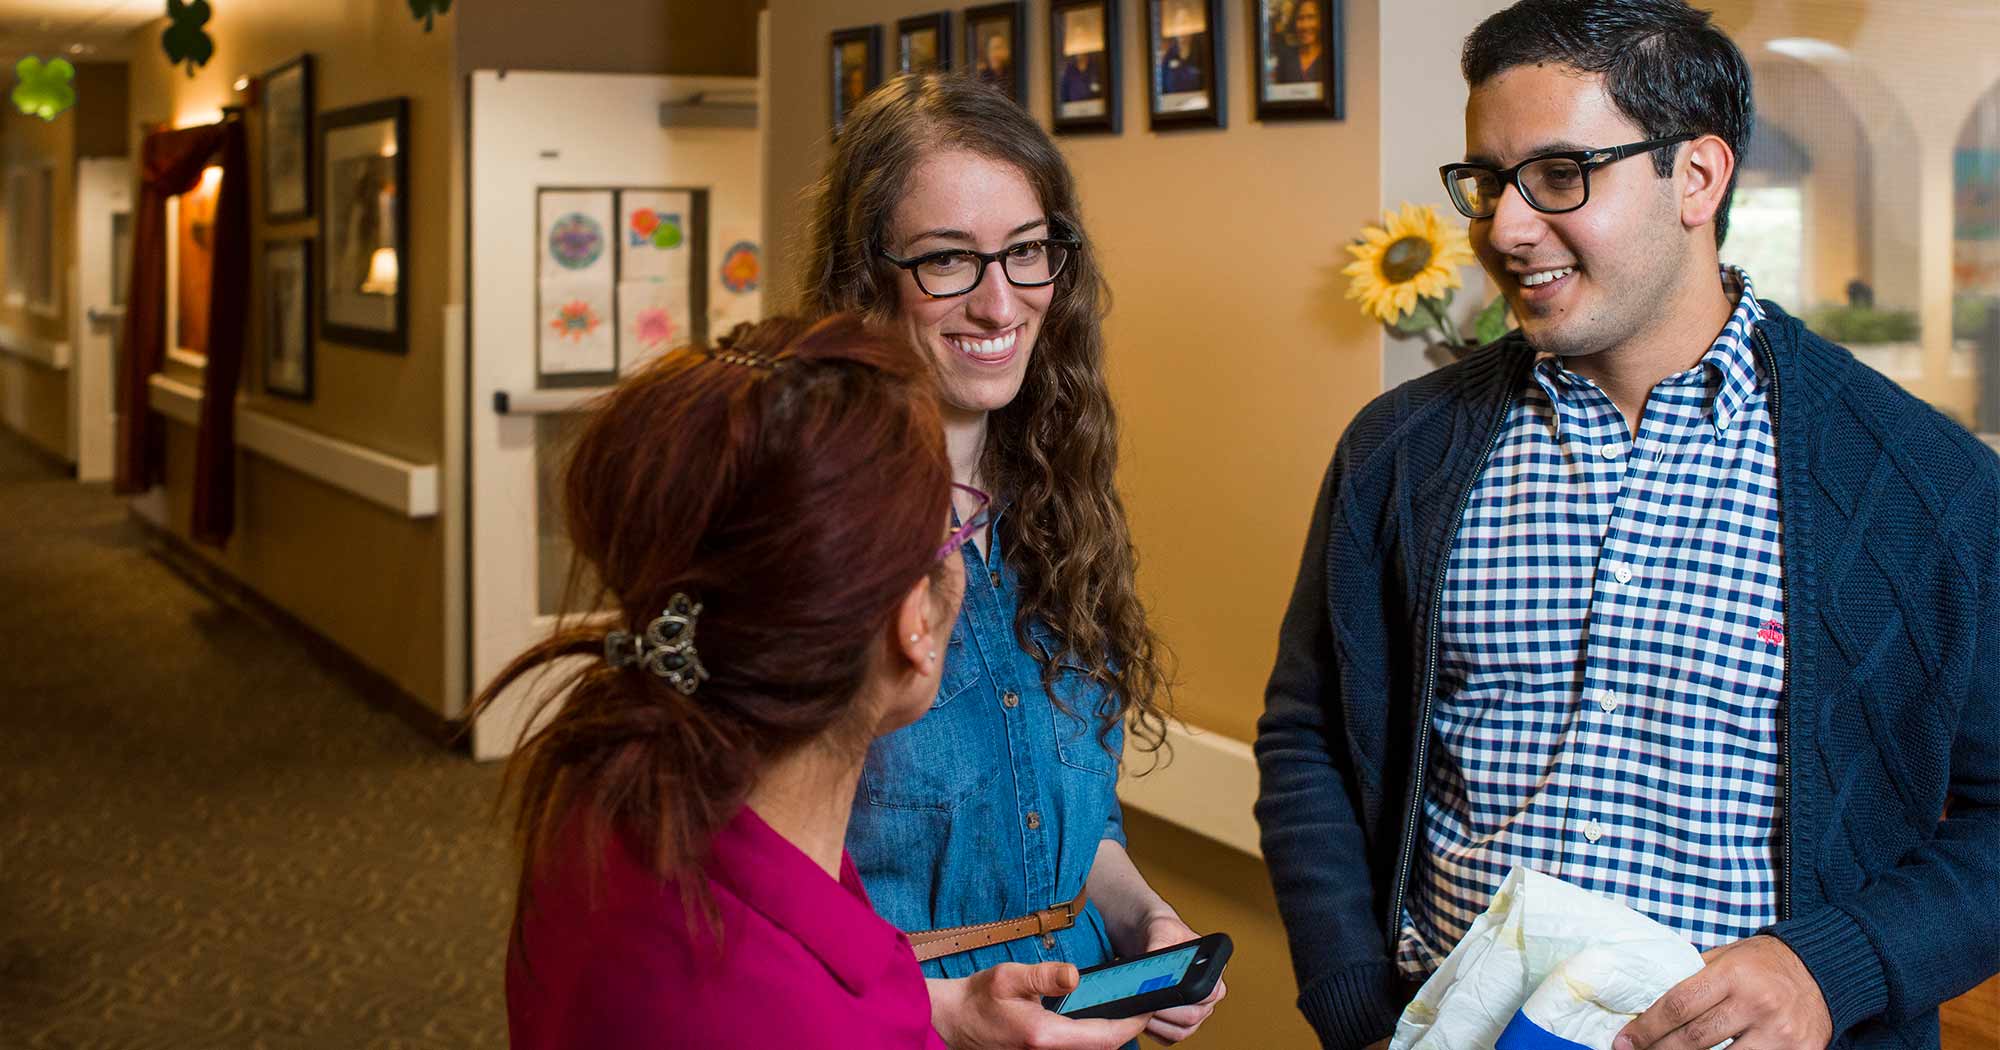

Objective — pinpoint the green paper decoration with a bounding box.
[163,0,214,78]
[409,0,452,31]
[12,57,77,121]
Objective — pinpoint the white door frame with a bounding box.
[71,157,131,482]
[466,71,762,760]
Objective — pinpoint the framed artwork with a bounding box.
[898,12,952,74]
[260,54,314,222]
[831,25,883,135]
[1145,0,1224,129]
[1253,0,1342,120]
[1049,0,1120,134]
[965,2,1027,104]
[319,98,408,352]
[262,240,313,400]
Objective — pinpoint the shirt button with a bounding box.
[990,571,1002,589]
[1600,444,1621,460]
[1613,566,1633,584]
[1041,932,1057,950]
[1025,811,1041,830]
[1597,690,1618,713]
[1002,690,1020,708]
[1583,820,1604,843]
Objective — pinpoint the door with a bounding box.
[71,157,131,483]
[467,71,763,760]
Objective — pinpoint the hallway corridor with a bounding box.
[0,432,511,1048]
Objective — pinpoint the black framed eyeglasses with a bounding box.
[877,238,1078,298]
[1439,133,1697,219]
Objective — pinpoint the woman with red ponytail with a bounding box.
[472,315,1112,1048]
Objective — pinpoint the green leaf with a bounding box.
[12,57,77,121]
[1474,294,1511,345]
[409,0,452,31]
[163,0,215,77]
[1390,303,1437,336]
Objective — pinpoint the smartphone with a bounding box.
[1042,932,1233,1020]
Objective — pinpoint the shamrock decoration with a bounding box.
[162,0,214,78]
[409,0,452,32]
[12,57,76,122]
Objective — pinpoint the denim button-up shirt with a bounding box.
[848,514,1127,980]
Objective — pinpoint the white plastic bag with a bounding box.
[1390,867,1703,1050]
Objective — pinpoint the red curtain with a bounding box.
[113,118,251,547]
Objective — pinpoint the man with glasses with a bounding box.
[1254,2,2000,1050]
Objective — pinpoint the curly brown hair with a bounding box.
[796,72,1171,757]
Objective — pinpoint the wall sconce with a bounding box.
[360,247,399,296]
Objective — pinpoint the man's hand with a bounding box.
[1134,913,1227,1044]
[1614,935,1832,1050]
[929,962,1151,1050]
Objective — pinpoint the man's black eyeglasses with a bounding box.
[1439,133,1697,219]
[877,238,1079,298]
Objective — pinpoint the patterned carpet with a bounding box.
[0,431,513,1048]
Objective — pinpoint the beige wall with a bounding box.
[0,62,126,460]
[126,0,457,709]
[765,1,1381,1044]
[458,0,764,76]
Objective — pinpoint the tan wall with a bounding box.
[457,0,764,76]
[765,1,1381,1044]
[0,61,127,463]
[126,0,457,709]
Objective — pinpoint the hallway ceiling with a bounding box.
[0,0,156,63]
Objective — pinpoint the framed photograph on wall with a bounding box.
[1145,0,1224,129]
[262,240,313,400]
[1254,0,1342,120]
[965,2,1027,104]
[1048,0,1119,134]
[898,12,952,74]
[831,25,883,135]
[260,53,314,222]
[319,98,408,352]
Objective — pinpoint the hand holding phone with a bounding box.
[1043,932,1233,1021]
[932,962,1151,1050]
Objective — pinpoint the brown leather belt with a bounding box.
[906,886,1090,963]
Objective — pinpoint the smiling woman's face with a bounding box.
[885,149,1053,417]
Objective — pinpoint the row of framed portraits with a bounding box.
[256,54,410,355]
[830,0,1342,135]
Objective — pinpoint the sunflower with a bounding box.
[1342,202,1476,326]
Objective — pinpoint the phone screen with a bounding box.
[1056,945,1200,1013]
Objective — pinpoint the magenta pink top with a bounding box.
[506,806,948,1050]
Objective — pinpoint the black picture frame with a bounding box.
[1251,0,1342,120]
[1049,0,1120,135]
[261,239,313,400]
[318,98,409,353]
[830,25,883,135]
[260,53,314,223]
[964,2,1027,104]
[1145,0,1225,130]
[898,11,953,74]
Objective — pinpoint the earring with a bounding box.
[909,633,920,643]
[928,650,937,663]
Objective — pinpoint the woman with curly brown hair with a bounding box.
[801,73,1224,1048]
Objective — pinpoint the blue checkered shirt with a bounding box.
[1398,268,1784,976]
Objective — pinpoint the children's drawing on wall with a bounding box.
[714,238,763,334]
[619,278,691,374]
[540,190,614,281]
[540,283,615,374]
[618,190,693,282]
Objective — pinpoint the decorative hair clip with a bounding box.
[603,593,710,696]
[701,347,784,371]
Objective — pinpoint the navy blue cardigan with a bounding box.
[1253,302,2000,1050]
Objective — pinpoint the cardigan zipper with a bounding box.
[1384,361,1523,949]
[1754,326,1794,923]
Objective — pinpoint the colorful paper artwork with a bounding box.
[539,190,614,281]
[539,281,615,374]
[721,241,760,294]
[619,190,694,282]
[619,278,692,374]
[548,213,606,270]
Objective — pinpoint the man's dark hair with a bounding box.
[1462,0,1754,246]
